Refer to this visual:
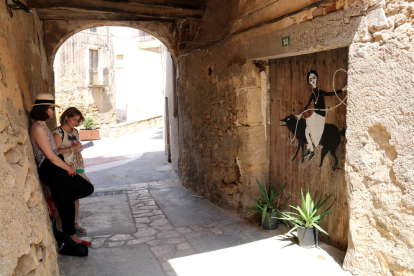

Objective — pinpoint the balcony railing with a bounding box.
[138,35,155,42]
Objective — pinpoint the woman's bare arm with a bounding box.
[53,133,72,156]
[32,124,76,176]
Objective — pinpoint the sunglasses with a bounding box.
[49,106,55,111]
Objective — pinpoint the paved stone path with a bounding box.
[72,180,256,276]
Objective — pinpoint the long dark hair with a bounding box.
[60,107,85,126]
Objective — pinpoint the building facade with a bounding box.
[111,27,164,124]
[53,26,164,136]
[54,27,116,137]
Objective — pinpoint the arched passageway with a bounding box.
[53,26,166,136]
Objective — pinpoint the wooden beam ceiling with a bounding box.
[27,0,205,21]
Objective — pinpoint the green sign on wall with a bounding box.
[282,36,290,47]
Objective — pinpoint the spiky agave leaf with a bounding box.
[246,179,289,226]
[313,222,328,235]
[261,205,268,224]
[279,187,335,235]
[256,179,269,204]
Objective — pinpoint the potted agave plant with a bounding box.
[279,187,334,248]
[79,117,100,141]
[247,180,288,230]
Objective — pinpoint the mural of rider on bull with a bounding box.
[280,69,347,172]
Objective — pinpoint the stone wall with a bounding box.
[108,116,164,138]
[343,1,414,275]
[177,42,269,211]
[54,27,116,137]
[0,8,58,276]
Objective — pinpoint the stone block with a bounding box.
[290,8,314,24]
[134,227,158,238]
[324,4,337,14]
[10,163,27,191]
[23,181,33,202]
[176,242,192,251]
[220,166,239,184]
[150,245,175,257]
[27,192,40,208]
[367,8,389,33]
[167,238,186,245]
[312,7,324,18]
[108,241,125,247]
[4,148,21,164]
[230,62,261,88]
[237,126,266,165]
[128,236,156,245]
[395,23,414,35]
[109,234,134,241]
[236,87,263,126]
[336,0,346,10]
[15,247,39,275]
[92,238,106,248]
[157,230,182,239]
[392,13,407,28]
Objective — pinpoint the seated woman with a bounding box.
[53,107,90,236]
[30,94,94,246]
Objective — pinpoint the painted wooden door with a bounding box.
[270,47,348,250]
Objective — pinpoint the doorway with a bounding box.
[269,47,349,250]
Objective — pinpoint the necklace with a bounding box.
[312,88,319,104]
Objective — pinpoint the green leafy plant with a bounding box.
[83,117,95,130]
[279,187,334,235]
[247,179,288,225]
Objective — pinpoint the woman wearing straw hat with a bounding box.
[30,93,94,246]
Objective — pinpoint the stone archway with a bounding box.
[43,20,177,96]
[44,20,177,66]
[52,25,168,136]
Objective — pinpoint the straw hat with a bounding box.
[32,93,60,107]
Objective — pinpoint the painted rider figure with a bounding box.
[303,70,346,162]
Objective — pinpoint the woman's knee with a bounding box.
[79,178,94,197]
[85,183,94,196]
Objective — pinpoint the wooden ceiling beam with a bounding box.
[27,0,204,19]
[36,9,177,22]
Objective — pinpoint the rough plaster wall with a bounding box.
[54,27,116,137]
[0,7,58,276]
[177,35,270,212]
[343,1,414,275]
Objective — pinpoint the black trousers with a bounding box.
[39,155,94,235]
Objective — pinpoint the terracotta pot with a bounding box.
[79,129,100,141]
